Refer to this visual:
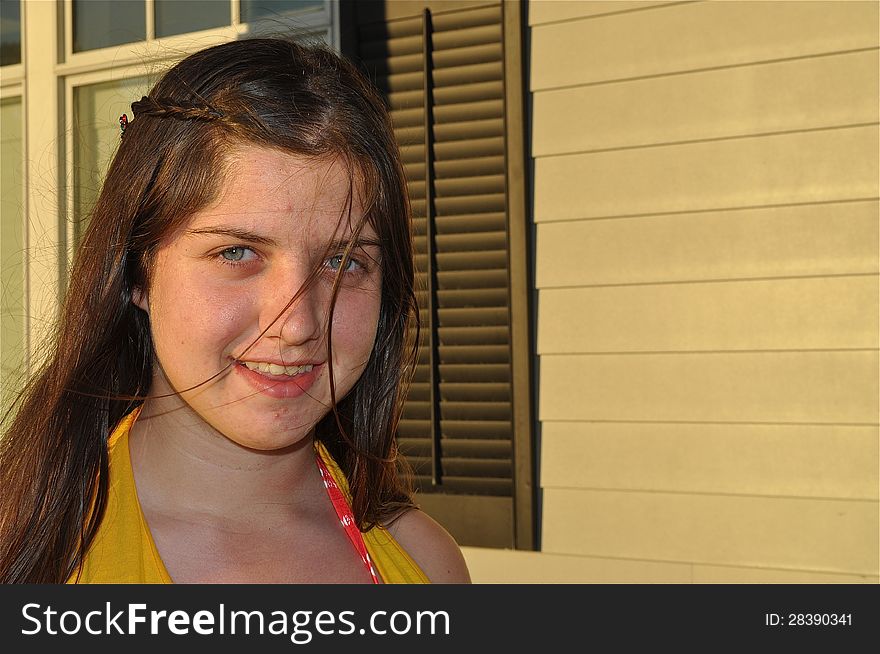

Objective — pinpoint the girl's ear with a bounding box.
[132,286,149,313]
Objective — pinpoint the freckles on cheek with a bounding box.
[332,298,380,357]
[154,283,252,352]
[195,296,253,354]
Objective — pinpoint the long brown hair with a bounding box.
[0,38,419,583]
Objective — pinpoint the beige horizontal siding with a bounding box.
[521,0,879,583]
[533,49,879,156]
[692,564,878,584]
[542,488,879,575]
[537,276,879,353]
[528,1,678,26]
[539,351,878,424]
[540,422,879,500]
[531,0,879,90]
[462,546,693,583]
[461,546,879,583]
[535,125,878,222]
[536,201,879,288]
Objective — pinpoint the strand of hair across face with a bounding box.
[131,96,223,122]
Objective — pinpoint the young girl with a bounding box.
[0,38,470,584]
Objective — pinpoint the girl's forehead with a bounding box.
[183,145,376,241]
[223,146,357,206]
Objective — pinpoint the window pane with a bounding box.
[0,0,21,66]
[1,96,24,424]
[240,0,323,23]
[73,76,152,241]
[73,0,146,52]
[155,0,229,39]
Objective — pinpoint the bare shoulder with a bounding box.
[386,509,471,584]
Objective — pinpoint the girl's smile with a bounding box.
[234,359,323,399]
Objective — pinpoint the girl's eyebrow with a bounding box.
[186,226,278,246]
[186,226,383,250]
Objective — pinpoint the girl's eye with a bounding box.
[327,254,362,273]
[219,246,255,263]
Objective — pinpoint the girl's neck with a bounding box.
[128,395,323,526]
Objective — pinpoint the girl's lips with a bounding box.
[235,361,323,399]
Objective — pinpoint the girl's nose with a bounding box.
[263,270,323,347]
[278,297,321,346]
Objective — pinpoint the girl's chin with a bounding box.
[218,426,317,453]
[201,405,325,450]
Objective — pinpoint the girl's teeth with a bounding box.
[243,361,313,376]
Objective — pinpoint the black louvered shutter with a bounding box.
[344,0,532,549]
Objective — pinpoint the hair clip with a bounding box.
[119,113,129,138]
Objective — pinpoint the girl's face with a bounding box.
[135,146,382,450]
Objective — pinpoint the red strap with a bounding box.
[315,453,380,584]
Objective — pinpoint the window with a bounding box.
[0,0,24,426]
[73,0,147,52]
[72,76,154,241]
[343,0,534,549]
[70,0,334,53]
[0,95,24,424]
[0,0,21,66]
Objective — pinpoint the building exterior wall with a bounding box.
[461,0,879,583]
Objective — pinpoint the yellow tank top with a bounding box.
[69,410,429,584]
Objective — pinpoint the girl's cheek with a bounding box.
[333,289,378,322]
[208,292,251,328]
[333,296,380,348]
[156,276,253,343]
